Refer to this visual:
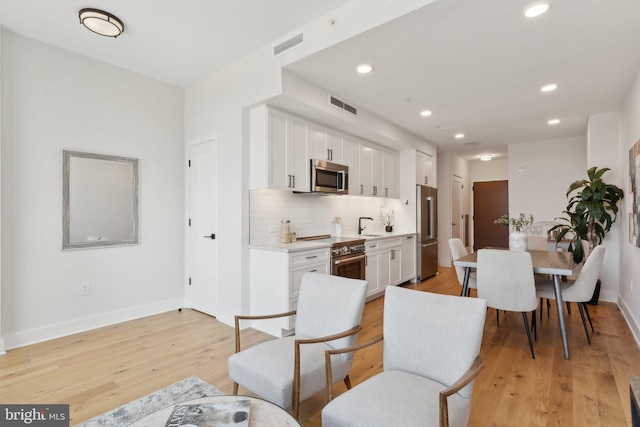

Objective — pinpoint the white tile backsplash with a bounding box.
[250,190,405,244]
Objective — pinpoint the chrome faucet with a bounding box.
[358,217,374,234]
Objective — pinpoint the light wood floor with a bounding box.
[1,267,639,426]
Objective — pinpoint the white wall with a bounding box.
[1,32,185,349]
[470,158,508,183]
[619,69,640,345]
[508,136,586,225]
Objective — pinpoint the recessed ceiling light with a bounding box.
[420,110,432,117]
[356,64,373,74]
[541,83,557,92]
[480,155,493,161]
[524,2,550,18]
[548,118,560,125]
[455,133,465,139]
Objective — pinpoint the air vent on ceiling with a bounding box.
[273,33,304,56]
[329,95,359,116]
[459,140,479,146]
[436,122,460,130]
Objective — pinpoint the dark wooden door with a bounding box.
[473,180,509,250]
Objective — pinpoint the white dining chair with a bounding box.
[476,249,538,359]
[449,238,476,297]
[535,245,605,345]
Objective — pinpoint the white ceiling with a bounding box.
[2,0,640,161]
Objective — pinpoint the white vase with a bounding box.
[509,231,528,251]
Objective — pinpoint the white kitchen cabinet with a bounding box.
[345,138,361,196]
[359,143,384,197]
[416,151,434,186]
[269,111,310,192]
[249,247,330,337]
[400,234,417,283]
[365,235,416,297]
[382,149,398,198]
[309,126,344,163]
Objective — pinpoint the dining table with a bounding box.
[454,249,575,359]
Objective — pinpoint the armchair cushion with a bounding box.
[322,370,470,427]
[228,335,353,409]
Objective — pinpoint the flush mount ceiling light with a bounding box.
[356,64,373,74]
[541,83,558,92]
[480,155,493,161]
[420,110,432,117]
[548,118,560,125]
[524,2,550,18]
[79,8,124,38]
[454,133,465,139]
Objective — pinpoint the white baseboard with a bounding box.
[3,298,184,350]
[618,295,640,349]
[0,338,6,355]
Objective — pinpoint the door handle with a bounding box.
[204,234,216,239]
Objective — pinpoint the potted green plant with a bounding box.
[550,167,624,264]
[494,213,534,251]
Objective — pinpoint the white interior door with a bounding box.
[452,175,463,244]
[188,139,219,316]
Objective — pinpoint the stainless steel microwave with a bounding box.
[310,159,348,193]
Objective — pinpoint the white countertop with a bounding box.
[250,232,416,253]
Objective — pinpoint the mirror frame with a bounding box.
[63,150,140,249]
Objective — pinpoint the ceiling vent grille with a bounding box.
[329,95,359,116]
[459,140,479,146]
[273,33,304,56]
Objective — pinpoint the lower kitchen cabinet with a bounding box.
[364,236,408,298]
[249,247,330,337]
[400,234,417,283]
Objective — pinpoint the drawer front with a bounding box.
[290,262,330,298]
[365,241,380,252]
[380,238,402,249]
[290,249,330,267]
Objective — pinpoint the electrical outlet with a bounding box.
[80,282,92,296]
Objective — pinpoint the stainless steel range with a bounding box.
[297,235,366,280]
[331,238,366,280]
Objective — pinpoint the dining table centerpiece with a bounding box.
[494,213,534,251]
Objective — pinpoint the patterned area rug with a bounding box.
[76,375,224,426]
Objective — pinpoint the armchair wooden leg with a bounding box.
[233,382,238,395]
[344,375,352,390]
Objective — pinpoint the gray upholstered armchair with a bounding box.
[322,286,487,427]
[228,272,368,418]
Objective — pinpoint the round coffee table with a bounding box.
[128,395,301,426]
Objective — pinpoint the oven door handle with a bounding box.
[334,254,366,265]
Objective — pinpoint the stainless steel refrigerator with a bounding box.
[417,185,438,280]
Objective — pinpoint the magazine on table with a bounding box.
[164,399,251,427]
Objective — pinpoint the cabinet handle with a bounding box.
[365,255,368,267]
[385,187,388,197]
[310,269,317,272]
[292,175,296,188]
[305,255,318,259]
[406,235,414,239]
[360,184,363,195]
[390,250,395,260]
[424,176,428,184]
[288,175,292,188]
[373,186,378,196]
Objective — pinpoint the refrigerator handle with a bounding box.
[426,196,434,240]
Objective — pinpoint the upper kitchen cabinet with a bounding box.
[382,148,398,198]
[308,126,344,164]
[416,151,434,186]
[249,106,310,192]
